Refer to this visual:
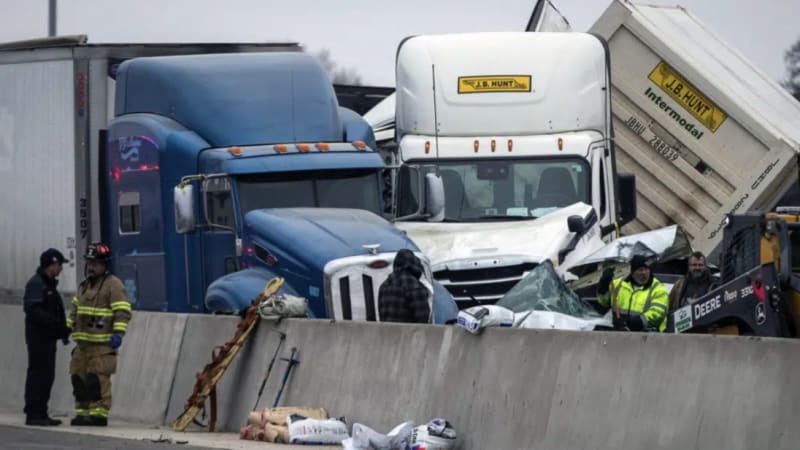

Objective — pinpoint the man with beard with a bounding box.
[597,254,670,332]
[668,252,718,311]
[378,249,431,323]
[67,242,132,426]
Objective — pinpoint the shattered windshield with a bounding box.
[497,261,601,318]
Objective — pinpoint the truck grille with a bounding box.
[324,252,432,321]
[435,262,537,308]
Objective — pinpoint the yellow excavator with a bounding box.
[667,209,800,337]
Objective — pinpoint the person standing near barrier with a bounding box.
[23,248,71,426]
[68,242,132,426]
[668,251,718,311]
[596,254,669,332]
[378,249,431,323]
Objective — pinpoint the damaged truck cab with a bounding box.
[391,32,636,307]
[106,52,455,321]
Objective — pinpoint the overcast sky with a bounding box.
[0,0,796,87]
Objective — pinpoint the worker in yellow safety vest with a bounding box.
[66,242,132,426]
[597,254,669,332]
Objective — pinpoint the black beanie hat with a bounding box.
[630,254,650,272]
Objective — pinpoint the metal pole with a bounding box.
[48,0,57,36]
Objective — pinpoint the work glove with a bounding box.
[109,334,123,350]
[597,268,615,295]
[61,337,70,346]
[626,314,648,332]
[612,316,628,330]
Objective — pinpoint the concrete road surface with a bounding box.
[0,413,340,449]
[0,424,211,449]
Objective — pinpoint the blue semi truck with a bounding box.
[0,37,455,322]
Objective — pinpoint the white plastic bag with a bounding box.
[456,305,514,334]
[410,418,457,450]
[342,421,414,450]
[287,414,349,445]
[258,294,308,319]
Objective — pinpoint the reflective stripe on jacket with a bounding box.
[598,277,669,331]
[68,274,132,343]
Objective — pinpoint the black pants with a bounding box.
[24,339,56,419]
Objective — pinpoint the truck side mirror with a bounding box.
[174,184,196,234]
[617,173,637,227]
[425,173,445,222]
[567,215,586,233]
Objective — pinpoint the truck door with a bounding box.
[105,134,167,310]
[591,146,616,239]
[200,177,238,299]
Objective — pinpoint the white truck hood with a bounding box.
[396,202,604,272]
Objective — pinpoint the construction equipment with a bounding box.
[172,277,284,432]
[251,329,287,412]
[272,347,300,408]
[667,211,800,337]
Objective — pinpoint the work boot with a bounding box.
[25,416,53,426]
[45,416,62,426]
[85,416,107,427]
[70,415,92,426]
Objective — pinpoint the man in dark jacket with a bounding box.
[23,248,70,426]
[378,249,431,323]
[668,251,718,311]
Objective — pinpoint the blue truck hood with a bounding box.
[244,208,417,269]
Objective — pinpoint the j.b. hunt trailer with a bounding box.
[590,0,800,259]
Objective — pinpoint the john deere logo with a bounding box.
[458,75,531,94]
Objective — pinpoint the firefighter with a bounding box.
[67,242,132,426]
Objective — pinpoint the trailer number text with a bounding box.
[80,197,89,239]
[648,135,680,162]
[624,116,680,162]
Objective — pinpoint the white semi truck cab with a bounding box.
[393,32,636,307]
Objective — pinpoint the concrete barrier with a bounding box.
[271,320,800,450]
[0,305,187,424]
[165,314,290,431]
[3,304,799,449]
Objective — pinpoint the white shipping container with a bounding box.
[590,0,800,257]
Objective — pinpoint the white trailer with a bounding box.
[0,36,297,301]
[590,0,800,258]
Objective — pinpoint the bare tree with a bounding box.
[312,48,363,86]
[783,37,800,101]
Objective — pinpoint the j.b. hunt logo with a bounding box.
[458,75,531,93]
[645,61,728,138]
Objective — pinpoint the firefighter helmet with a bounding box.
[84,242,111,262]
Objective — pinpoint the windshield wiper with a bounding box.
[396,216,462,222]
[478,215,535,221]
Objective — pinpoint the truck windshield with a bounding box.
[238,169,382,215]
[397,158,590,221]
